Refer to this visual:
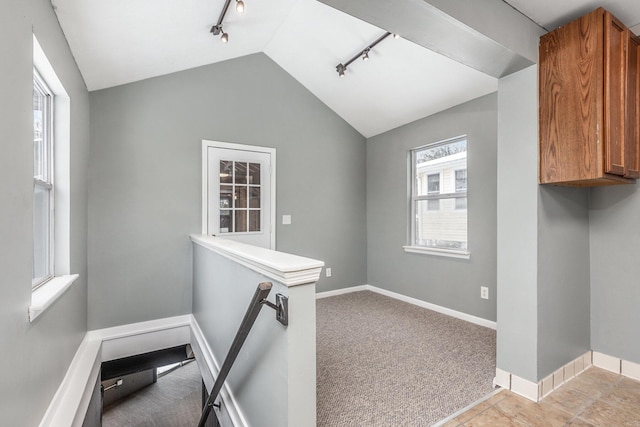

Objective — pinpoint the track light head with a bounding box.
[210,25,222,36]
[362,48,370,61]
[336,63,346,77]
[221,31,229,43]
[236,0,245,14]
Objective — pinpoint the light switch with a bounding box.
[282,215,291,225]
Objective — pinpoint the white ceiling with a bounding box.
[51,0,640,137]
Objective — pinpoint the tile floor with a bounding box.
[442,367,640,426]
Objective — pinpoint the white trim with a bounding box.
[202,140,276,249]
[403,245,471,259]
[190,234,324,287]
[316,284,496,330]
[38,335,102,427]
[315,285,369,299]
[621,359,640,381]
[29,274,79,321]
[493,368,511,389]
[592,351,622,373]
[511,375,539,401]
[495,351,594,402]
[39,315,195,427]
[190,315,247,427]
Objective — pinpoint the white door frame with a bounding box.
[201,140,276,249]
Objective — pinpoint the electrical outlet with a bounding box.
[481,286,489,300]
[326,267,332,278]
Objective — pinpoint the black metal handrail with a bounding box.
[197,281,275,427]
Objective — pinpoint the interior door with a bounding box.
[205,143,274,249]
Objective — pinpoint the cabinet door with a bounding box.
[625,35,640,178]
[603,13,627,176]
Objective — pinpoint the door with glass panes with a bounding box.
[206,143,273,249]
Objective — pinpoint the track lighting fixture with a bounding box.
[210,0,246,44]
[335,31,397,77]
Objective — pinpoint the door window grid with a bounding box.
[219,160,261,233]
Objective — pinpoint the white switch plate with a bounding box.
[282,215,291,225]
[481,286,489,299]
[326,268,332,278]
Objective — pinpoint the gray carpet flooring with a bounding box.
[316,291,496,427]
[102,361,202,427]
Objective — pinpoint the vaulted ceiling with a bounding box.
[51,0,640,138]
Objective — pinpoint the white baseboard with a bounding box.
[317,284,497,330]
[315,285,369,299]
[496,351,593,402]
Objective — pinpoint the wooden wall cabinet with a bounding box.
[539,8,640,186]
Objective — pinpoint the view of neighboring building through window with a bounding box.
[410,136,467,252]
[33,70,54,288]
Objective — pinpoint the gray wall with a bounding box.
[366,93,497,321]
[496,65,591,383]
[537,186,590,379]
[496,66,539,381]
[0,0,90,425]
[590,185,640,364]
[88,53,367,329]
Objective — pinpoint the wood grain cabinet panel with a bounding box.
[539,8,640,186]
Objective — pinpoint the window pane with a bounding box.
[220,160,233,184]
[412,138,468,251]
[219,210,231,233]
[220,185,233,208]
[249,210,260,232]
[235,210,247,232]
[33,185,51,283]
[235,186,247,209]
[33,84,46,180]
[248,163,260,185]
[235,162,247,184]
[415,200,467,249]
[249,187,260,208]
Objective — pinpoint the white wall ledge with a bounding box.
[403,245,470,259]
[30,274,80,322]
[190,234,324,286]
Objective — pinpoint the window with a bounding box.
[29,35,78,322]
[32,70,54,289]
[406,136,468,258]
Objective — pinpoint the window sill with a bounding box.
[402,246,470,259]
[29,274,79,322]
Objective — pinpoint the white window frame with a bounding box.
[32,70,55,289]
[29,35,78,322]
[404,135,470,259]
